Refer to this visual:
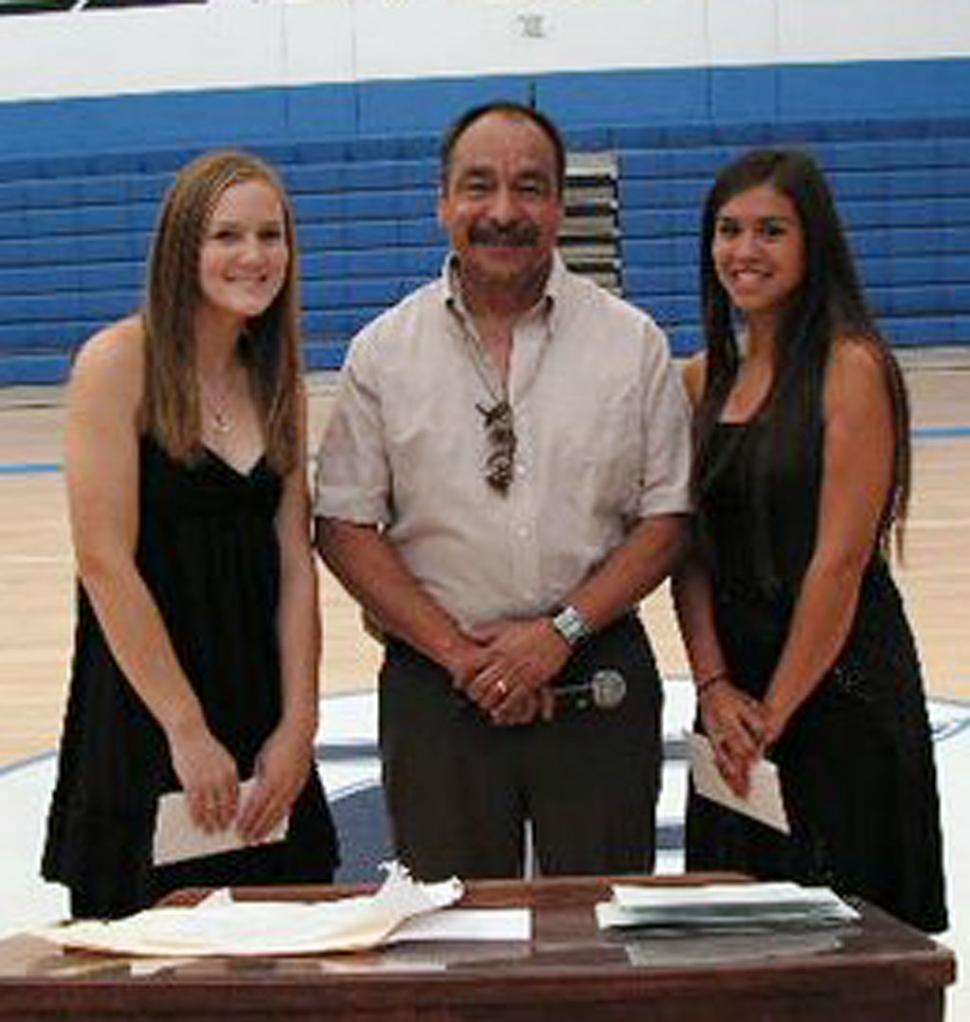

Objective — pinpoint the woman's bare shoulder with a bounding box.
[68,316,146,409]
[824,335,896,426]
[681,351,708,407]
[827,335,892,396]
[73,315,143,367]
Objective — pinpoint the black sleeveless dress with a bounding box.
[42,436,339,918]
[685,420,948,934]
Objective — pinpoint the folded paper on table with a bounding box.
[32,864,529,957]
[596,881,860,930]
[687,732,790,835]
[153,778,288,867]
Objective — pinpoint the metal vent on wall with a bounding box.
[561,152,621,294]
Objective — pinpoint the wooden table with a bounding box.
[0,875,955,1021]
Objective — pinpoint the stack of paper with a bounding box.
[596,882,860,930]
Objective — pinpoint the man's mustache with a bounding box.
[469,224,539,247]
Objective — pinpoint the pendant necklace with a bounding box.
[198,375,235,434]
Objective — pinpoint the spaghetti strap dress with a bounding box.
[685,419,948,934]
[42,435,339,919]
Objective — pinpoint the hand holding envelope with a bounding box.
[687,732,790,834]
[153,778,290,867]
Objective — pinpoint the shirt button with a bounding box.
[518,526,530,539]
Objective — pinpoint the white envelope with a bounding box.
[153,778,289,867]
[686,732,790,835]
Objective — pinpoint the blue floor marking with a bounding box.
[914,426,970,440]
[0,463,60,475]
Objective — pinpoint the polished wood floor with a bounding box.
[1,355,968,766]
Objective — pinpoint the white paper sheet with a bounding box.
[152,778,288,866]
[687,732,790,834]
[388,908,531,943]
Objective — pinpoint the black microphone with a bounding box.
[554,669,627,711]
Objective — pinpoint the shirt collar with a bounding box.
[441,251,563,325]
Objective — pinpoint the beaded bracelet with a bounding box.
[695,670,729,696]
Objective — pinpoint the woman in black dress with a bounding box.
[43,150,338,918]
[673,148,947,933]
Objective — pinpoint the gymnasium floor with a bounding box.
[1,354,968,1015]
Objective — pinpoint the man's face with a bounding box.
[439,112,563,300]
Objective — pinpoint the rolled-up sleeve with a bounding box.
[636,320,693,519]
[313,335,390,526]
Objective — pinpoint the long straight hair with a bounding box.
[695,148,910,561]
[142,149,303,475]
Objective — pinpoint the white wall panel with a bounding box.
[779,0,970,63]
[0,5,289,102]
[347,0,710,80]
[0,0,968,104]
[276,1,356,85]
[706,0,779,67]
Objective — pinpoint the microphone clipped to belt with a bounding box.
[553,669,627,711]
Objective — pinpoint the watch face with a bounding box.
[554,606,589,645]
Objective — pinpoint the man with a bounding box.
[314,101,691,881]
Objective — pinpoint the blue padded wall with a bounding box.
[1,57,969,161]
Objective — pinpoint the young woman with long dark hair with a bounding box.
[674,148,947,933]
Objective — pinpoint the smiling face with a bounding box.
[438,111,563,307]
[197,178,289,328]
[712,183,806,328]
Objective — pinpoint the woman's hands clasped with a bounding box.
[698,678,770,797]
[168,718,310,844]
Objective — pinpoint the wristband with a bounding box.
[696,670,729,696]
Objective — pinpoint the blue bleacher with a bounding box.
[0,116,968,384]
